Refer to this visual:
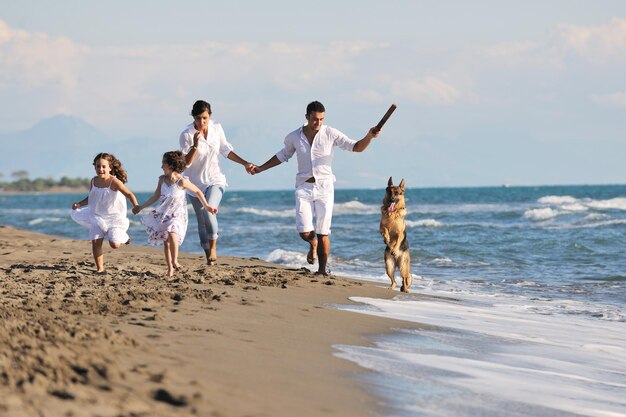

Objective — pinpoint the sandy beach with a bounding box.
[0,225,417,417]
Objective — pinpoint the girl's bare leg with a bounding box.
[92,239,105,272]
[169,232,181,270]
[164,239,174,276]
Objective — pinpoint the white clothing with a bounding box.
[275,125,357,190]
[295,182,334,235]
[140,176,189,246]
[71,178,130,243]
[179,120,234,194]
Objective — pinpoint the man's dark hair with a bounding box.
[306,101,325,115]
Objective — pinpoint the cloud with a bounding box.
[557,18,626,63]
[391,77,461,105]
[470,19,626,71]
[0,18,387,131]
[591,91,626,107]
[0,19,86,91]
[352,88,386,103]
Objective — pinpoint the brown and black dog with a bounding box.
[380,177,412,293]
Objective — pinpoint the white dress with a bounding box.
[71,178,130,243]
[140,177,189,245]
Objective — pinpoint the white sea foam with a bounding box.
[561,202,588,212]
[5,208,70,216]
[537,195,578,205]
[336,289,626,417]
[586,197,626,211]
[537,195,626,212]
[428,257,454,266]
[236,207,294,218]
[28,217,64,226]
[584,213,609,221]
[265,248,328,269]
[332,200,379,215]
[406,219,443,228]
[547,218,626,230]
[417,203,519,214]
[523,207,561,221]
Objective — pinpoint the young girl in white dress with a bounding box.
[133,151,217,276]
[71,152,140,273]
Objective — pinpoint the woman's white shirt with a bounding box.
[179,120,234,193]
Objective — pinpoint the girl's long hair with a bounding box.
[93,152,128,183]
[163,150,186,174]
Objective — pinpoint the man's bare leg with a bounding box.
[299,231,318,264]
[316,234,330,275]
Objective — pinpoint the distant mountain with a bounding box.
[0,115,295,191]
[0,115,170,190]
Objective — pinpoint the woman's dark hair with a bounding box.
[162,151,186,174]
[191,100,212,117]
[93,152,128,183]
[306,101,325,115]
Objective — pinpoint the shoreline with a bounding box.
[0,225,421,417]
[0,186,89,195]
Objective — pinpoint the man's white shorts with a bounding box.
[295,183,334,235]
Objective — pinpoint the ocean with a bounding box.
[1,184,625,416]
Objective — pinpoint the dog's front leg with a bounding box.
[391,230,404,256]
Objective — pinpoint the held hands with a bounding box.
[244,162,256,175]
[202,204,218,214]
[131,205,142,215]
[249,164,265,175]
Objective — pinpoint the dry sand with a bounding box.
[0,226,419,417]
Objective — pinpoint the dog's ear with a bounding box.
[399,178,405,191]
[388,176,394,187]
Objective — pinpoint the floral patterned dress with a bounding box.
[140,177,188,245]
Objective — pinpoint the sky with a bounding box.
[1,0,626,190]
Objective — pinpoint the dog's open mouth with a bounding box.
[388,202,396,214]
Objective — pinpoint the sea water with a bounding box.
[1,184,625,416]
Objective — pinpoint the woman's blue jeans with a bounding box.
[189,185,224,249]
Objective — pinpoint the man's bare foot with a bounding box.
[307,239,317,264]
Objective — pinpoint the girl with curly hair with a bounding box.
[133,151,216,276]
[71,152,140,273]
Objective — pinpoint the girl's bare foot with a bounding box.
[167,267,175,277]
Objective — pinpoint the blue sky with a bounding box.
[1,1,626,190]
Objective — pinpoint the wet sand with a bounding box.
[0,225,417,417]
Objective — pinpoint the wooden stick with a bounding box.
[373,103,397,132]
